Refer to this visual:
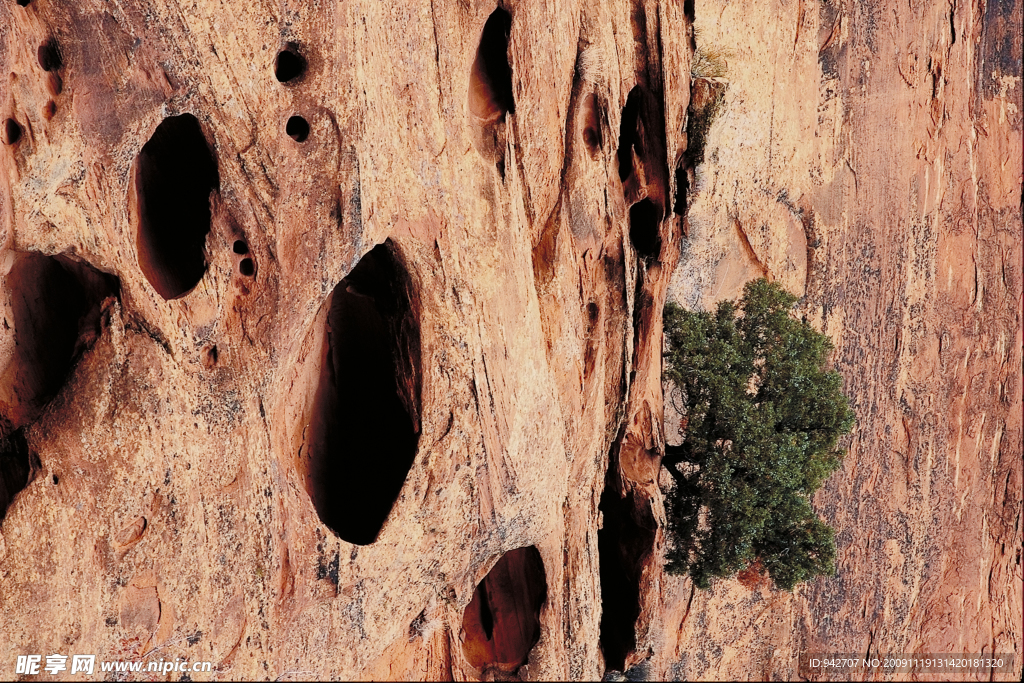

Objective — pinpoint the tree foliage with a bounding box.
[662,278,855,591]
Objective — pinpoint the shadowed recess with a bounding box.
[617,87,644,182]
[581,92,603,157]
[275,45,306,83]
[598,465,656,671]
[134,114,219,300]
[468,7,515,122]
[304,242,421,545]
[37,39,62,72]
[3,119,21,145]
[629,198,662,259]
[1,253,119,435]
[462,546,547,672]
[673,165,687,216]
[0,429,30,523]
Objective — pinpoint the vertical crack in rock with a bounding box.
[461,545,547,673]
[302,241,421,546]
[134,113,220,300]
[468,7,515,165]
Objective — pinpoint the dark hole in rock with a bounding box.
[0,429,30,523]
[581,93,602,157]
[683,0,695,21]
[51,473,58,485]
[598,468,656,671]
[629,198,662,259]
[232,240,249,255]
[462,546,547,673]
[134,114,219,300]
[37,39,62,72]
[1,252,118,429]
[42,100,56,120]
[17,1,33,7]
[239,258,255,277]
[303,241,421,546]
[203,344,218,370]
[3,119,21,145]
[286,115,309,142]
[468,8,515,122]
[275,46,307,83]
[617,87,644,182]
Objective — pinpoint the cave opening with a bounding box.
[617,87,645,182]
[598,464,656,671]
[303,242,421,546]
[462,546,547,673]
[275,45,307,83]
[629,198,662,259]
[468,8,515,123]
[134,113,219,300]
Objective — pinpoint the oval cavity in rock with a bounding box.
[275,46,306,83]
[302,242,421,546]
[134,113,219,300]
[461,546,547,672]
[628,198,662,259]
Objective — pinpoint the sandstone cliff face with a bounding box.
[0,0,687,679]
[0,1,1020,682]
[660,0,1022,680]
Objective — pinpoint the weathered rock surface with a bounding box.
[1,0,687,679]
[0,0,1020,681]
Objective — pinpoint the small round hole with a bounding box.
[232,240,249,255]
[239,258,255,277]
[3,118,22,145]
[286,116,309,142]
[275,48,306,83]
[52,474,59,485]
[37,39,62,72]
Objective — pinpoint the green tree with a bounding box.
[662,278,855,591]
